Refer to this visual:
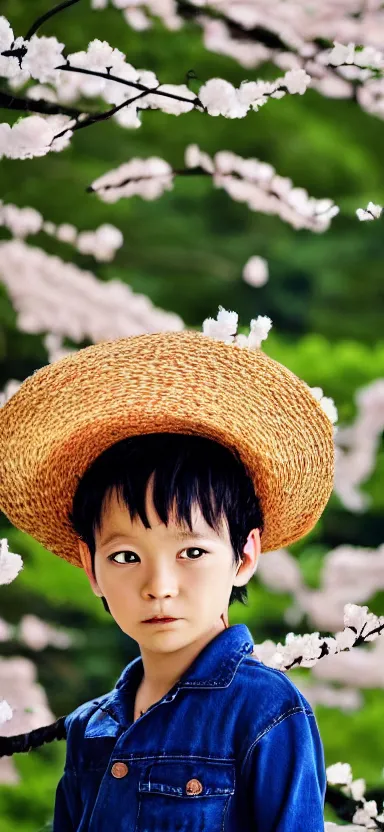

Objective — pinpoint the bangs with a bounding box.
[70,433,246,541]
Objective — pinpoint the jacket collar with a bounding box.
[84,623,254,737]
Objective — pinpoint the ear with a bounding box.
[234,528,261,584]
[78,540,103,598]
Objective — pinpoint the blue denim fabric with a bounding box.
[53,623,326,831]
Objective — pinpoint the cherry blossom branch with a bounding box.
[55,62,204,109]
[326,787,384,829]
[98,0,384,95]
[252,604,384,673]
[0,238,184,349]
[86,146,339,233]
[0,198,124,260]
[175,0,287,50]
[325,762,384,829]
[0,10,315,161]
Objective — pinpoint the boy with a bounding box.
[0,309,335,830]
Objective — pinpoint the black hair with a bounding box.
[68,432,264,612]
[0,432,264,758]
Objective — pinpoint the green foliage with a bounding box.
[0,744,64,832]
[1,527,107,622]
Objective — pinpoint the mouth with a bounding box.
[143,617,179,624]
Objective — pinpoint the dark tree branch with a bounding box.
[175,0,288,50]
[326,785,384,830]
[0,90,82,118]
[86,164,210,193]
[56,63,205,109]
[325,785,360,824]
[25,0,81,41]
[1,48,206,141]
[53,89,154,139]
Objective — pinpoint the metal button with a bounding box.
[111,762,129,778]
[186,778,203,795]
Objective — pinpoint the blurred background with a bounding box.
[0,0,384,829]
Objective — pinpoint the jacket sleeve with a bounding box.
[52,768,82,831]
[241,706,326,832]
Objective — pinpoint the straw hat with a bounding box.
[0,311,335,566]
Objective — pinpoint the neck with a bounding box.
[138,617,228,700]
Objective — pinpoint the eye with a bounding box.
[179,547,208,561]
[107,551,137,564]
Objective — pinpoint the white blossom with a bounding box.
[334,627,357,651]
[27,84,58,103]
[0,699,13,726]
[103,59,139,105]
[0,116,55,160]
[201,306,273,350]
[0,17,21,79]
[356,202,383,221]
[145,83,196,114]
[113,103,142,129]
[238,79,279,109]
[199,78,248,118]
[18,614,73,651]
[326,762,353,787]
[350,779,367,802]
[234,333,249,347]
[247,315,273,349]
[90,157,174,203]
[352,807,378,828]
[76,223,123,260]
[319,395,338,424]
[325,823,363,831]
[0,379,22,410]
[0,202,43,237]
[124,8,152,30]
[308,385,338,425]
[184,143,215,173]
[0,123,11,159]
[242,255,269,287]
[0,16,13,52]
[56,223,77,244]
[284,68,311,94]
[43,221,56,235]
[23,34,65,84]
[344,603,383,640]
[0,539,23,585]
[202,306,238,343]
[327,42,356,66]
[354,46,383,70]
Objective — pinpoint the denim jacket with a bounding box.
[53,623,326,831]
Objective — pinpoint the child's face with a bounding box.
[78,472,260,652]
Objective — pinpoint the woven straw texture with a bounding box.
[0,330,334,566]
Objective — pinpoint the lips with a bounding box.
[143,617,178,623]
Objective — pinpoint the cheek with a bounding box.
[96,564,133,595]
[185,563,229,592]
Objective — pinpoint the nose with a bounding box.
[141,563,179,600]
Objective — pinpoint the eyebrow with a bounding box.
[100,529,213,547]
